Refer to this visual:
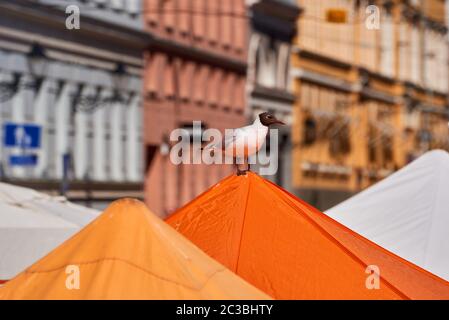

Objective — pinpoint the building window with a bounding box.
[303,117,317,146]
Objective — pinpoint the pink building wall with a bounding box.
[143,0,248,217]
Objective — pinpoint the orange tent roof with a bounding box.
[0,199,270,300]
[167,173,449,300]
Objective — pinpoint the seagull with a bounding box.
[203,112,285,176]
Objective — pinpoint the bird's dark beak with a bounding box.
[274,119,285,125]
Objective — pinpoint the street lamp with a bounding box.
[27,42,48,80]
[112,62,127,92]
[0,73,20,103]
[109,62,128,104]
[75,62,128,112]
[0,43,47,102]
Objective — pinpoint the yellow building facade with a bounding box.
[292,0,449,209]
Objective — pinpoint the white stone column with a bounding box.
[10,75,27,178]
[55,82,73,179]
[73,87,92,181]
[103,100,112,181]
[110,100,124,181]
[33,79,51,178]
[136,99,143,182]
[0,72,15,178]
[126,94,140,181]
[92,89,109,181]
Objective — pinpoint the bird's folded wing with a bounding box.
[204,129,240,151]
[223,132,240,150]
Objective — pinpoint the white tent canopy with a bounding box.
[0,183,99,280]
[326,150,449,281]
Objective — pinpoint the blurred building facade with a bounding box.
[0,0,146,210]
[247,0,301,191]
[292,0,449,210]
[143,0,248,217]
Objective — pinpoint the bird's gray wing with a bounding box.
[222,130,240,150]
[203,128,241,151]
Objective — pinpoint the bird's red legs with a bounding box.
[236,157,250,176]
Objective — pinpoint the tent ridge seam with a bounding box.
[263,179,412,300]
[234,176,252,274]
[22,257,228,292]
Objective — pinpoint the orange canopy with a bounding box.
[167,173,449,300]
[0,199,270,300]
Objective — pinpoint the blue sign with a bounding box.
[4,123,41,149]
[9,154,38,166]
